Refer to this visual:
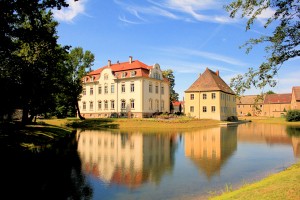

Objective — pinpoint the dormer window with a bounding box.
[122,72,127,78]
[91,76,94,82]
[131,71,136,77]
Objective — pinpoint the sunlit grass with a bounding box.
[210,162,300,200]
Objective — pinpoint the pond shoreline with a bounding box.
[6,117,299,199]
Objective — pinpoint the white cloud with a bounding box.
[115,0,234,24]
[53,0,87,22]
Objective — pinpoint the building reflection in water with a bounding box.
[76,130,177,188]
[237,123,300,158]
[184,126,237,179]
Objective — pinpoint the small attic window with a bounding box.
[85,77,89,82]
[122,72,127,78]
[104,73,108,80]
[131,71,136,77]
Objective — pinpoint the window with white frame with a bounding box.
[212,93,216,99]
[111,84,114,93]
[130,99,135,109]
[121,83,125,93]
[203,94,207,99]
[161,86,164,94]
[104,85,108,94]
[211,106,216,112]
[155,99,159,110]
[131,71,136,77]
[111,100,115,109]
[121,100,126,109]
[90,101,93,110]
[83,88,86,95]
[149,99,153,110]
[149,82,152,93]
[155,84,158,94]
[104,73,108,80]
[130,83,134,92]
[98,101,102,110]
[83,102,86,110]
[98,86,102,94]
[161,100,164,110]
[90,87,93,95]
[104,100,108,110]
[190,94,194,100]
[203,106,207,112]
[190,106,194,112]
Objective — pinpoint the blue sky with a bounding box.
[53,0,299,100]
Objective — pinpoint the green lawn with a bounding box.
[210,162,300,200]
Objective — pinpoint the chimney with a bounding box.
[108,60,111,67]
[129,56,132,64]
[216,70,219,76]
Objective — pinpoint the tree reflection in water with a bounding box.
[0,131,92,200]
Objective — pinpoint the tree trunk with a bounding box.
[75,101,85,120]
[21,104,29,125]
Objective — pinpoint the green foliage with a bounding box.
[0,0,72,123]
[266,90,276,94]
[286,110,300,122]
[60,47,95,119]
[226,0,300,95]
[162,69,179,102]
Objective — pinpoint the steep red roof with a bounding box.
[185,68,235,94]
[292,86,300,101]
[264,93,292,104]
[90,60,150,75]
[84,59,168,82]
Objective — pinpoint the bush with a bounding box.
[286,110,300,122]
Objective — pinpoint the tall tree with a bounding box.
[226,0,300,95]
[0,0,74,123]
[64,47,95,120]
[162,69,179,112]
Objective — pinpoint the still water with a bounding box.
[2,123,299,200]
[76,123,300,200]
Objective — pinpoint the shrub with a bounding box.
[286,110,300,122]
[247,112,251,116]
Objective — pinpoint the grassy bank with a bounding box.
[239,116,300,126]
[211,162,300,200]
[41,117,221,130]
[0,122,72,152]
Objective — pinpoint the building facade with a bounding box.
[291,86,300,110]
[263,93,291,117]
[237,86,300,118]
[78,56,170,118]
[184,68,237,120]
[236,95,264,116]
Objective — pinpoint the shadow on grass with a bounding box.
[0,122,72,153]
[66,118,119,130]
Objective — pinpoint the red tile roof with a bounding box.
[84,59,169,83]
[172,101,184,106]
[292,86,300,101]
[185,68,235,94]
[236,95,264,105]
[264,93,292,104]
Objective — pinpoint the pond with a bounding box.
[1,122,299,200]
[76,123,300,200]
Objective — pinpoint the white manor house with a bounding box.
[79,56,170,118]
